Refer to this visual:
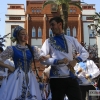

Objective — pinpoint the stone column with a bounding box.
[42,14,47,44]
[78,14,82,43]
[97,36,100,67]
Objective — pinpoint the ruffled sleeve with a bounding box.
[0,46,13,62]
[33,46,40,60]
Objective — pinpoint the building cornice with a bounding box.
[82,21,93,22]
[82,15,95,16]
[82,8,95,10]
[5,14,25,16]
[28,14,79,17]
[27,1,44,4]
[5,21,25,22]
[7,4,24,5]
[81,4,95,6]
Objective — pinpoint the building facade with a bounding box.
[5,4,25,47]
[26,0,83,48]
[81,4,96,46]
[5,1,97,48]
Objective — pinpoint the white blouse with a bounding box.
[0,44,39,62]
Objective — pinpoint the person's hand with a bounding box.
[39,56,49,62]
[85,74,91,79]
[0,76,3,80]
[57,58,69,64]
[78,68,82,73]
[76,68,82,74]
[69,59,77,68]
[67,64,75,73]
[63,58,69,64]
[8,66,15,72]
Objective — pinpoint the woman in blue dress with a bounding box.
[0,26,42,100]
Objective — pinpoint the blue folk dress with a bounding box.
[0,44,42,100]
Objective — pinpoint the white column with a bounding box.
[97,36,100,57]
[97,36,100,66]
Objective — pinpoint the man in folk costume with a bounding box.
[74,59,100,100]
[39,16,89,100]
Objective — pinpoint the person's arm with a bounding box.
[4,59,15,68]
[72,37,89,62]
[33,46,40,60]
[0,46,15,72]
[85,60,100,79]
[39,39,56,65]
[39,39,69,66]
[0,61,15,72]
[68,37,89,68]
[40,57,68,66]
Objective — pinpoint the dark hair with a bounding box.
[49,16,63,29]
[0,47,4,52]
[26,43,41,82]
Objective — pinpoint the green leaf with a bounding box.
[95,12,100,18]
[70,3,82,10]
[64,0,71,2]
[71,1,85,3]
[42,1,56,9]
[56,0,63,5]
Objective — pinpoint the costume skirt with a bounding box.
[0,68,42,100]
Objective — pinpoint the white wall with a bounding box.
[82,8,96,46]
[83,22,96,45]
[82,10,95,15]
[31,39,42,48]
[7,10,25,15]
[90,38,96,45]
[83,22,90,45]
[5,4,25,48]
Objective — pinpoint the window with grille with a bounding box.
[66,27,70,36]
[38,27,42,37]
[32,27,36,37]
[73,27,76,37]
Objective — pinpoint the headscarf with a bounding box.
[11,26,24,42]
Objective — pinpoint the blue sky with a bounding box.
[0,0,26,37]
[0,0,99,37]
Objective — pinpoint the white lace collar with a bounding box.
[16,44,28,49]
